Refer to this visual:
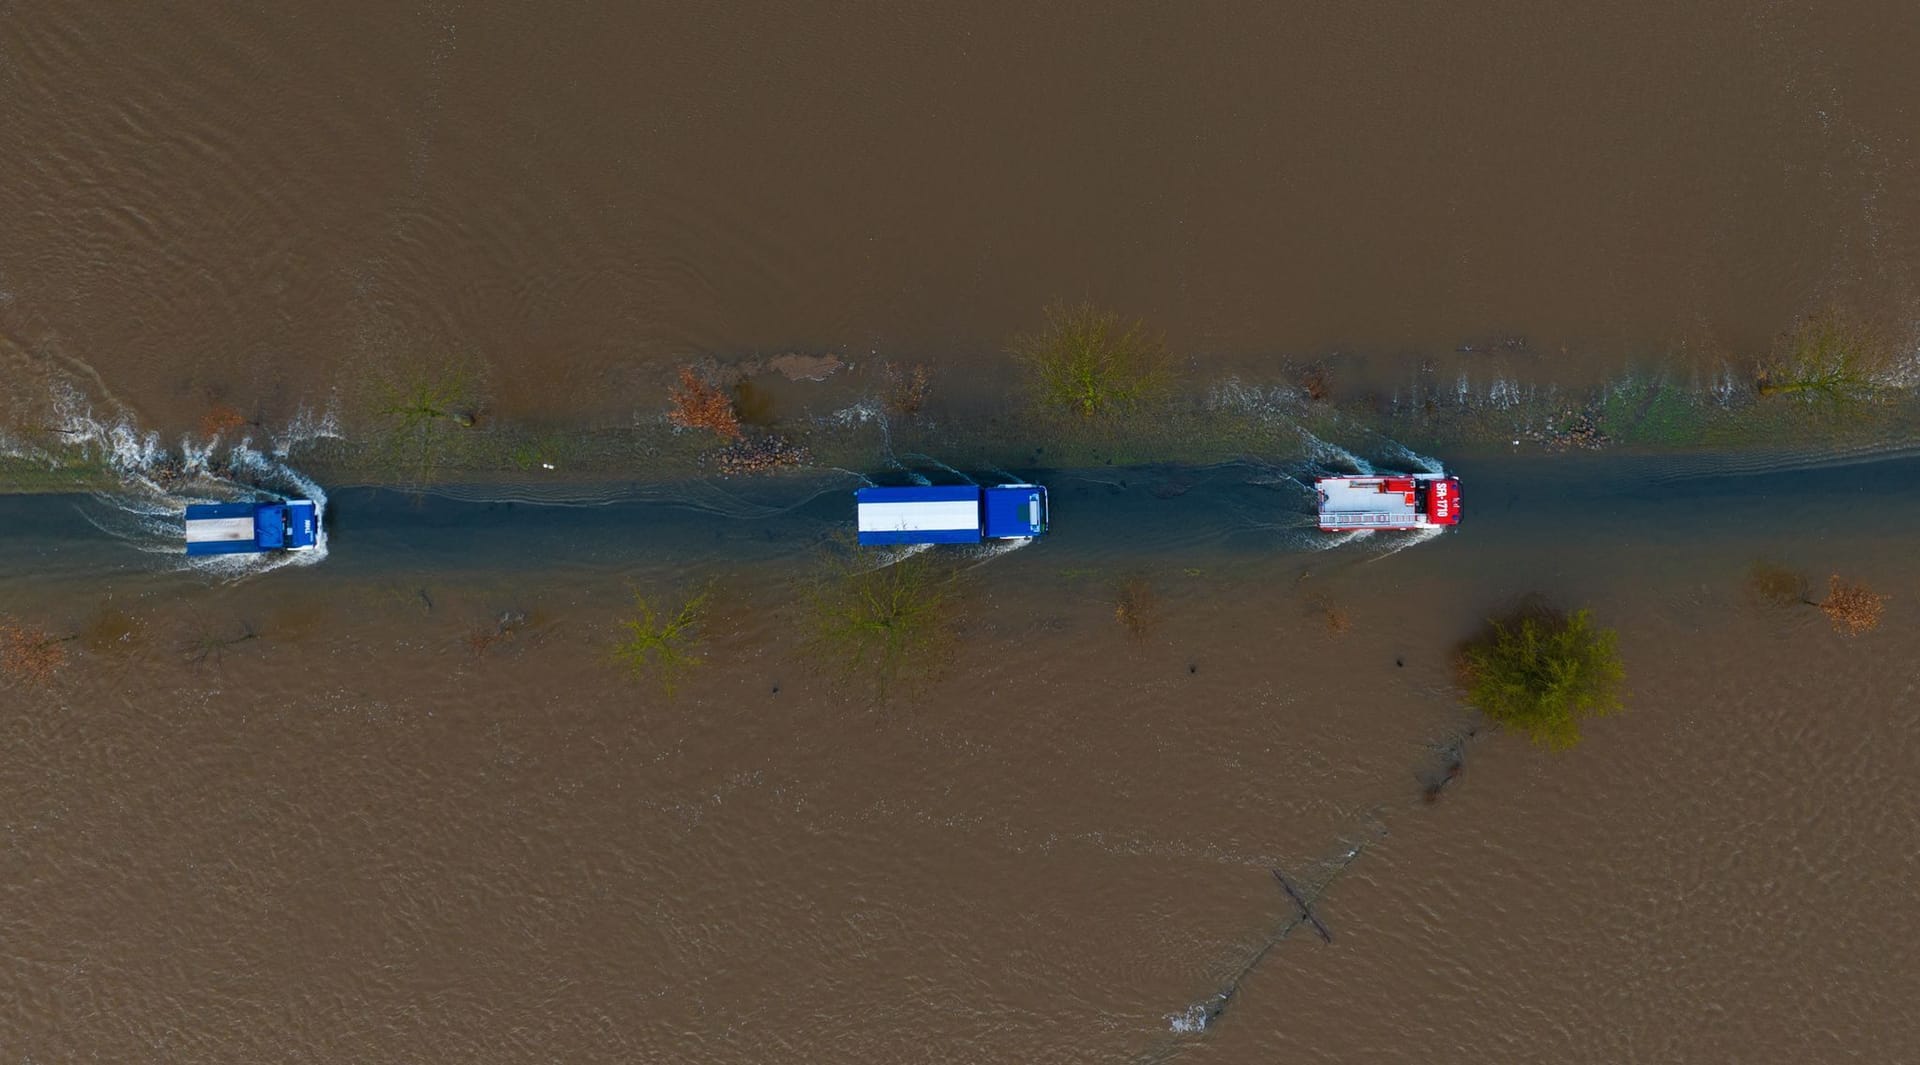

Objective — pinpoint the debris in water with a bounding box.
[707,433,810,476]
[1271,868,1334,944]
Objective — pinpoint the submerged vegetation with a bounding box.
[1818,576,1888,636]
[468,609,532,658]
[1113,575,1159,639]
[367,358,485,479]
[1306,591,1351,635]
[806,549,961,698]
[881,361,934,419]
[1,618,73,685]
[666,365,744,440]
[1011,302,1175,422]
[1457,607,1625,751]
[1754,310,1897,406]
[612,588,710,696]
[13,298,1920,494]
[1745,560,1811,607]
[1745,562,1889,636]
[182,618,260,669]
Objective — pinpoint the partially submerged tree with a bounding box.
[1818,575,1888,636]
[807,549,960,698]
[467,609,531,658]
[1010,302,1174,421]
[1745,560,1811,607]
[1457,607,1624,751]
[1307,591,1350,635]
[881,361,934,418]
[1113,575,1159,639]
[612,588,709,696]
[667,366,743,440]
[1754,310,1894,405]
[1,618,73,685]
[1745,562,1888,636]
[183,618,259,669]
[371,358,486,478]
[199,403,252,438]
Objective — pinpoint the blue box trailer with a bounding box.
[184,500,318,556]
[855,484,1049,546]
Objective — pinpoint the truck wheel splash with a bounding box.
[43,383,339,580]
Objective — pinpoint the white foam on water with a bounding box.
[271,400,344,457]
[1293,426,1373,475]
[45,385,337,581]
[1709,363,1745,407]
[960,536,1031,570]
[1206,376,1306,420]
[1166,998,1219,1034]
[824,398,885,428]
[900,452,976,485]
[1315,528,1371,551]
[1377,440,1445,475]
[1362,523,1447,561]
[854,541,933,573]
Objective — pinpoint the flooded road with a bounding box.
[3,453,1918,1061]
[4,2,1919,433]
[5,3,1920,1059]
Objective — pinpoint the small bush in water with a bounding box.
[1113,575,1159,639]
[612,588,710,696]
[366,357,487,480]
[1010,302,1174,421]
[666,365,743,441]
[1,619,71,685]
[807,550,959,698]
[1457,607,1624,751]
[1754,309,1895,405]
[1818,575,1887,636]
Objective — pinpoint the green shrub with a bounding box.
[806,549,959,698]
[1458,607,1624,750]
[370,360,484,478]
[1755,311,1893,405]
[612,588,709,696]
[1010,302,1174,420]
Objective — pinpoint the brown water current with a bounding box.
[4,4,1920,1062]
[5,460,1920,1062]
[4,3,1919,431]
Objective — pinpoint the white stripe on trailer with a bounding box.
[856,499,980,533]
[184,516,256,543]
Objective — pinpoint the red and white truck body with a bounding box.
[1315,475,1461,531]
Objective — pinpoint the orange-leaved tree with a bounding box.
[1,618,72,685]
[667,366,742,440]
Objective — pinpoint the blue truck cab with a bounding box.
[855,484,1049,546]
[184,500,319,556]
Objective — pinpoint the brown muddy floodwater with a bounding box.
[3,4,1920,1063]
[3,2,1920,431]
[5,457,1920,1063]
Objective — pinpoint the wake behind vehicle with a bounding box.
[1315,474,1460,531]
[855,484,1049,545]
[184,499,319,556]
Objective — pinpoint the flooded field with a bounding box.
[5,454,1920,1061]
[4,2,1919,435]
[5,3,1920,1062]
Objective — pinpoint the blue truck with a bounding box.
[855,484,1049,546]
[183,500,319,556]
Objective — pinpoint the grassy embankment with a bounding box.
[306,304,1920,483]
[2,304,1915,496]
